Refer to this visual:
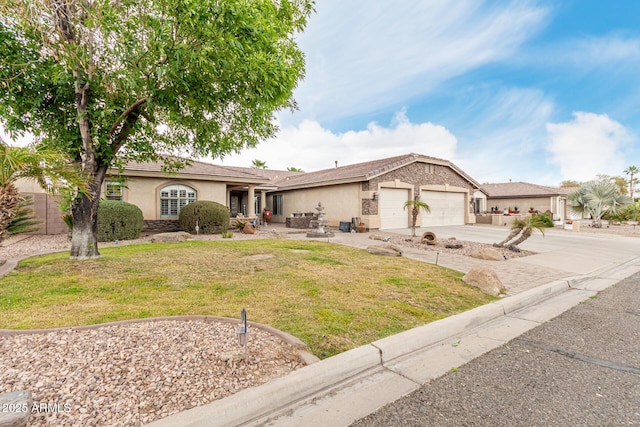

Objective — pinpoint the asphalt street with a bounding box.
[350,271,640,427]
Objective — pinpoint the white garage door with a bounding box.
[420,191,465,226]
[379,188,410,229]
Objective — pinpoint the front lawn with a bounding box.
[0,239,496,357]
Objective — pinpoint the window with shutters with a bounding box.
[160,185,197,218]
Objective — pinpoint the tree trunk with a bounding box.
[508,227,532,248]
[0,183,21,242]
[494,226,523,247]
[70,165,107,259]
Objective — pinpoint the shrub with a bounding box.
[532,212,554,228]
[97,200,143,242]
[179,200,229,234]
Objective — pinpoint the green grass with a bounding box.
[0,239,496,358]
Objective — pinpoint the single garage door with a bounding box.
[379,188,410,229]
[420,191,465,226]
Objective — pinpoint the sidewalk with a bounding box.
[146,225,640,427]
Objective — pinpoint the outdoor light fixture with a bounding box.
[372,192,379,201]
[237,308,249,363]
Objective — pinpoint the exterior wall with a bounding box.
[115,176,228,219]
[270,183,361,227]
[363,163,476,228]
[486,197,551,213]
[17,193,68,235]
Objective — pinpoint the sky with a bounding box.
[3,1,639,186]
[218,0,640,185]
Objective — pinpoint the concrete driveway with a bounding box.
[389,224,640,276]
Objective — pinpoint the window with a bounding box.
[160,184,197,218]
[105,181,123,201]
[272,194,283,215]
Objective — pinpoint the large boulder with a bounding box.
[463,267,504,296]
[150,231,192,243]
[470,247,505,261]
[0,390,32,427]
[242,223,256,234]
[366,244,403,257]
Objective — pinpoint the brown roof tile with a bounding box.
[481,182,572,198]
[274,153,480,189]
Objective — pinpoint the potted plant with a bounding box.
[262,207,272,223]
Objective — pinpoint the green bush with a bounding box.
[179,200,229,234]
[97,200,144,242]
[532,212,554,228]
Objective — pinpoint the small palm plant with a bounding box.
[495,214,549,251]
[403,197,430,237]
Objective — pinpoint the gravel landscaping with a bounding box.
[0,229,303,427]
[1,320,303,426]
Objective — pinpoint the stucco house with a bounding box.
[480,181,579,220]
[267,153,482,230]
[15,153,483,233]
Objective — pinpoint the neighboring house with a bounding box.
[268,153,482,230]
[480,181,579,220]
[15,153,483,233]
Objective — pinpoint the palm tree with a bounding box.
[568,179,632,227]
[403,197,430,237]
[503,215,548,251]
[286,166,304,172]
[494,221,525,247]
[0,141,88,241]
[251,159,267,169]
[624,166,639,200]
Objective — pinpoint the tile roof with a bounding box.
[481,182,574,198]
[119,159,269,182]
[273,153,480,189]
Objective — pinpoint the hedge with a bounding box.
[97,200,144,242]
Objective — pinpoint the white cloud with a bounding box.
[289,0,549,124]
[545,112,631,181]
[219,110,457,171]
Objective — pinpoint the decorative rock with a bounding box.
[150,231,192,243]
[470,247,504,261]
[421,232,437,245]
[463,267,504,296]
[242,224,256,234]
[366,244,403,257]
[0,390,32,427]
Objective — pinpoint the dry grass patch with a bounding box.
[0,239,496,357]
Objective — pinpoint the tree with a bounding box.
[251,159,268,169]
[287,166,304,172]
[0,0,313,259]
[568,179,632,227]
[494,215,548,252]
[0,141,87,241]
[560,180,582,188]
[624,166,639,199]
[596,174,628,195]
[403,198,430,237]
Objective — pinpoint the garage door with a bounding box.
[379,188,410,229]
[420,191,465,226]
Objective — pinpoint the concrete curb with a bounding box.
[145,274,593,427]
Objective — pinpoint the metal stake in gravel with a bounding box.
[237,308,249,364]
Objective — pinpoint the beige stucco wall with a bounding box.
[486,197,552,214]
[117,176,228,219]
[270,183,361,226]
